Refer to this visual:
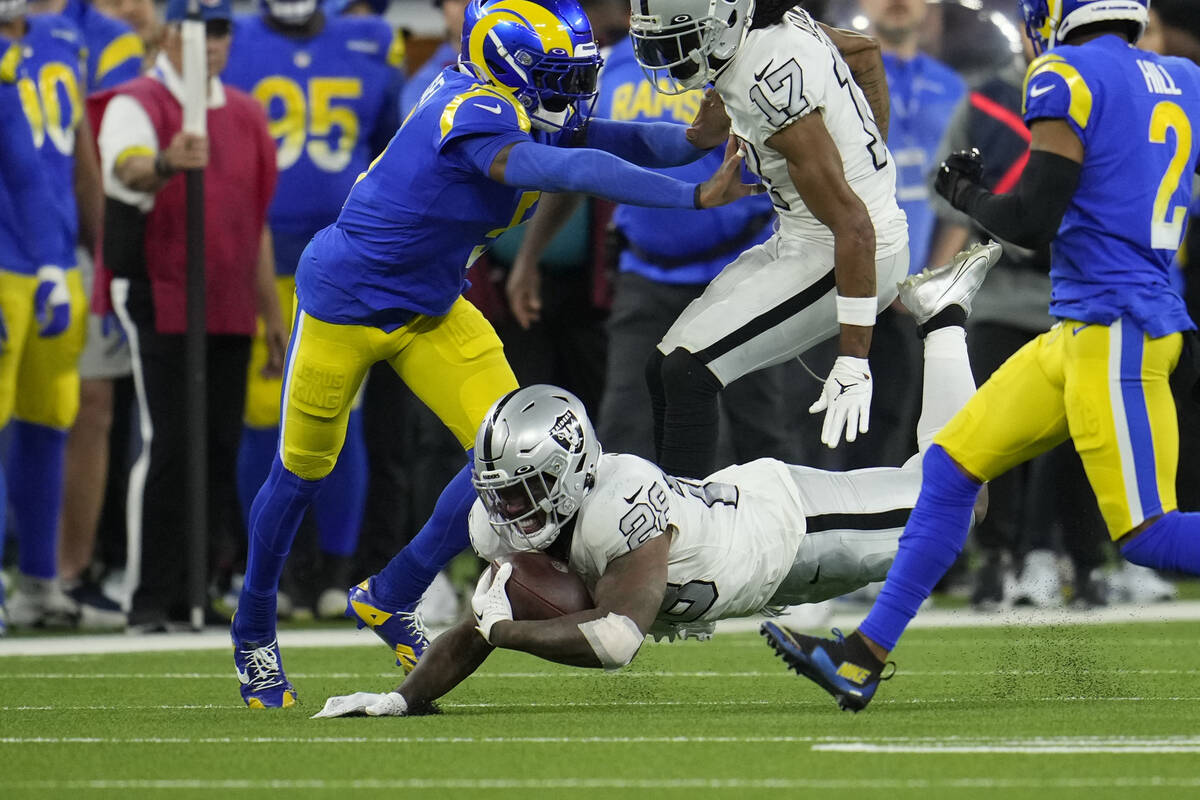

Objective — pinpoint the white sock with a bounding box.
[916,326,976,453]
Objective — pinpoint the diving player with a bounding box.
[223,0,403,615]
[630,0,909,477]
[771,0,1200,712]
[231,0,762,708]
[308,242,997,717]
[0,0,101,629]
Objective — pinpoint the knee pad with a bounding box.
[658,348,722,401]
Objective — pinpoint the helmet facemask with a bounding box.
[631,0,753,95]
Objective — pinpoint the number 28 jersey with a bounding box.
[469,453,808,627]
[714,8,907,256]
[1022,36,1200,337]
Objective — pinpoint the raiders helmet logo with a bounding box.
[549,411,584,454]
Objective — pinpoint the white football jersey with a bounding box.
[469,453,808,628]
[715,9,907,254]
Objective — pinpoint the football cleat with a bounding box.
[232,624,297,709]
[897,241,1002,325]
[760,622,892,712]
[346,578,429,673]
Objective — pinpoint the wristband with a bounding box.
[693,184,703,209]
[153,151,175,178]
[836,295,877,327]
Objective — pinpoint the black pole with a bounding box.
[184,3,207,631]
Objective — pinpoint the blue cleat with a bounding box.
[346,578,429,673]
[232,621,297,709]
[760,622,892,712]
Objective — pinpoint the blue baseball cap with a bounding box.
[165,0,233,22]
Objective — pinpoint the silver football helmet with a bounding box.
[472,385,602,552]
[630,0,755,94]
[0,0,26,22]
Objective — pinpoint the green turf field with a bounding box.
[2,622,1200,799]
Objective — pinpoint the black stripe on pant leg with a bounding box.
[805,507,912,533]
[691,269,837,365]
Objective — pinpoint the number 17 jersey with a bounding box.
[714,8,906,257]
[1023,35,1200,337]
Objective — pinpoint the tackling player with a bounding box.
[309,241,998,717]
[772,0,1200,712]
[223,0,403,615]
[231,0,762,708]
[630,0,908,478]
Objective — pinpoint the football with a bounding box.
[493,551,593,620]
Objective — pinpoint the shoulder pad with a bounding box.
[1023,52,1093,131]
[438,86,530,145]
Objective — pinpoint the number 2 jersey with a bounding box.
[223,14,401,275]
[470,453,808,627]
[1022,35,1200,337]
[713,8,907,257]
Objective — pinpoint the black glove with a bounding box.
[934,148,985,211]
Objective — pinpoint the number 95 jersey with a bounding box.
[469,453,809,627]
[714,8,906,256]
[223,14,402,260]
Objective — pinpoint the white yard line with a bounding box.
[3,777,1200,790]
[2,601,1199,658]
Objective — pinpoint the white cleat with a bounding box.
[897,240,1003,324]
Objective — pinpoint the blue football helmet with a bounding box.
[1018,0,1149,53]
[460,0,601,133]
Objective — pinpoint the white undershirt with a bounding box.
[97,52,227,212]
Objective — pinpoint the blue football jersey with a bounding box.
[296,66,560,328]
[0,39,60,269]
[61,0,142,91]
[884,52,965,274]
[1023,35,1200,336]
[598,37,773,285]
[224,13,402,274]
[0,16,83,274]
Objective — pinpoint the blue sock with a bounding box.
[315,409,367,558]
[1121,511,1200,573]
[6,421,68,579]
[372,453,475,609]
[236,424,278,531]
[237,456,322,640]
[860,445,981,652]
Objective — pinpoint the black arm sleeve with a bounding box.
[955,149,1082,249]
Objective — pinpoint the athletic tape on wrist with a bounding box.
[578,613,644,671]
[836,295,877,327]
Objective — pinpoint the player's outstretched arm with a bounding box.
[481,138,761,210]
[481,535,669,670]
[818,23,889,141]
[312,616,495,718]
[768,112,877,448]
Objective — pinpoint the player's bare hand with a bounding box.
[163,131,209,171]
[686,88,731,150]
[261,320,287,379]
[696,136,767,209]
[505,259,542,330]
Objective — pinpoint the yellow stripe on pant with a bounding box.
[935,319,1182,540]
[0,268,86,429]
[278,295,518,481]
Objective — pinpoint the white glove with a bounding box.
[471,562,514,644]
[808,355,872,448]
[34,265,71,338]
[310,691,408,719]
